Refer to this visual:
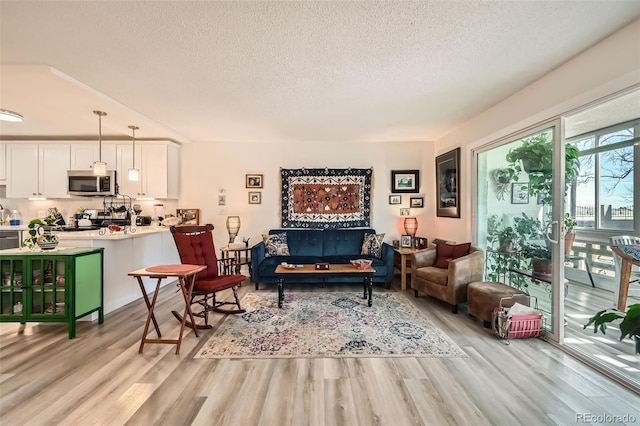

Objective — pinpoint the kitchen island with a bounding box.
[56,226,180,315]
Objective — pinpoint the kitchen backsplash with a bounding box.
[0,186,177,224]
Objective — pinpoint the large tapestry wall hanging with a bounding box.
[281,168,372,228]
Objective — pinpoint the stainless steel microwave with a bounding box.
[67,170,117,196]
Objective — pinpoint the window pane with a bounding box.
[598,129,633,146]
[575,152,595,229]
[598,143,634,231]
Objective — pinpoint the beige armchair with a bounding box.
[411,245,484,313]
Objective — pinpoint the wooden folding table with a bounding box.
[128,264,206,354]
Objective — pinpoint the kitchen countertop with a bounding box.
[0,225,29,231]
[55,226,170,240]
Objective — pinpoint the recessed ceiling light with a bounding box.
[0,109,24,122]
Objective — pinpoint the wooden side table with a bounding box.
[220,245,253,276]
[394,247,429,291]
[128,264,206,355]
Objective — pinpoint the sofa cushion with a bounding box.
[271,229,324,256]
[361,232,385,258]
[264,232,290,258]
[435,242,471,268]
[323,229,374,256]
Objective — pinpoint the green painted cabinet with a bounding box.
[0,247,104,338]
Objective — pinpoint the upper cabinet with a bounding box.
[3,141,179,199]
[116,142,179,199]
[0,143,6,184]
[69,143,117,172]
[6,143,71,198]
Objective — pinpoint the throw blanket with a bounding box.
[280,167,372,228]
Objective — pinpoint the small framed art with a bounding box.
[246,174,263,189]
[389,194,402,205]
[400,208,410,216]
[248,191,262,204]
[410,197,424,208]
[415,237,428,249]
[400,235,412,248]
[511,182,530,204]
[176,208,199,225]
[391,170,420,193]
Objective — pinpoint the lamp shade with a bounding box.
[404,217,418,237]
[226,216,241,243]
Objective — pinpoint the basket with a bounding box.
[492,295,544,343]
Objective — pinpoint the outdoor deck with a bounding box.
[564,280,640,388]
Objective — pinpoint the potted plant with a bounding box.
[490,167,520,200]
[584,304,640,354]
[504,132,581,205]
[563,213,578,255]
[22,215,59,250]
[521,243,552,275]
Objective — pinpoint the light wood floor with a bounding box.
[1,278,639,426]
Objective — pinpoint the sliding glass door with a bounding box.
[475,120,566,342]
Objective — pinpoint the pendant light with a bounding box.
[92,110,108,176]
[0,109,24,122]
[128,125,140,181]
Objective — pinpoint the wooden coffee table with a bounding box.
[275,264,376,308]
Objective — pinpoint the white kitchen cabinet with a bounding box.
[70,143,117,171]
[0,143,6,184]
[116,142,179,199]
[6,143,70,198]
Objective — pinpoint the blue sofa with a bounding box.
[251,228,394,289]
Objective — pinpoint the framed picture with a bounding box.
[436,148,460,218]
[410,197,424,208]
[218,194,226,206]
[391,170,420,193]
[415,237,428,249]
[400,235,412,248]
[511,182,530,204]
[389,195,402,205]
[248,191,262,204]
[176,208,199,225]
[246,174,263,189]
[400,208,410,216]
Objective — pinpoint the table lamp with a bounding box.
[226,216,241,243]
[404,217,418,240]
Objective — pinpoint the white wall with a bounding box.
[179,140,433,250]
[434,19,640,244]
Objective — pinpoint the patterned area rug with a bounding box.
[195,292,467,359]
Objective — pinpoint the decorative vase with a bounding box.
[36,226,59,250]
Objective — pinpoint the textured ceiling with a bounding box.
[1,1,639,144]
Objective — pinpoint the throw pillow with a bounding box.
[435,242,471,268]
[361,233,385,258]
[264,232,290,258]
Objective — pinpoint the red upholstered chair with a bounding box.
[170,224,246,328]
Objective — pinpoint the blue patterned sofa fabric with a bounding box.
[251,228,394,286]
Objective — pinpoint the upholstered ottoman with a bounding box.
[467,281,528,328]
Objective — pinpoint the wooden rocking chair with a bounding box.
[170,224,246,329]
